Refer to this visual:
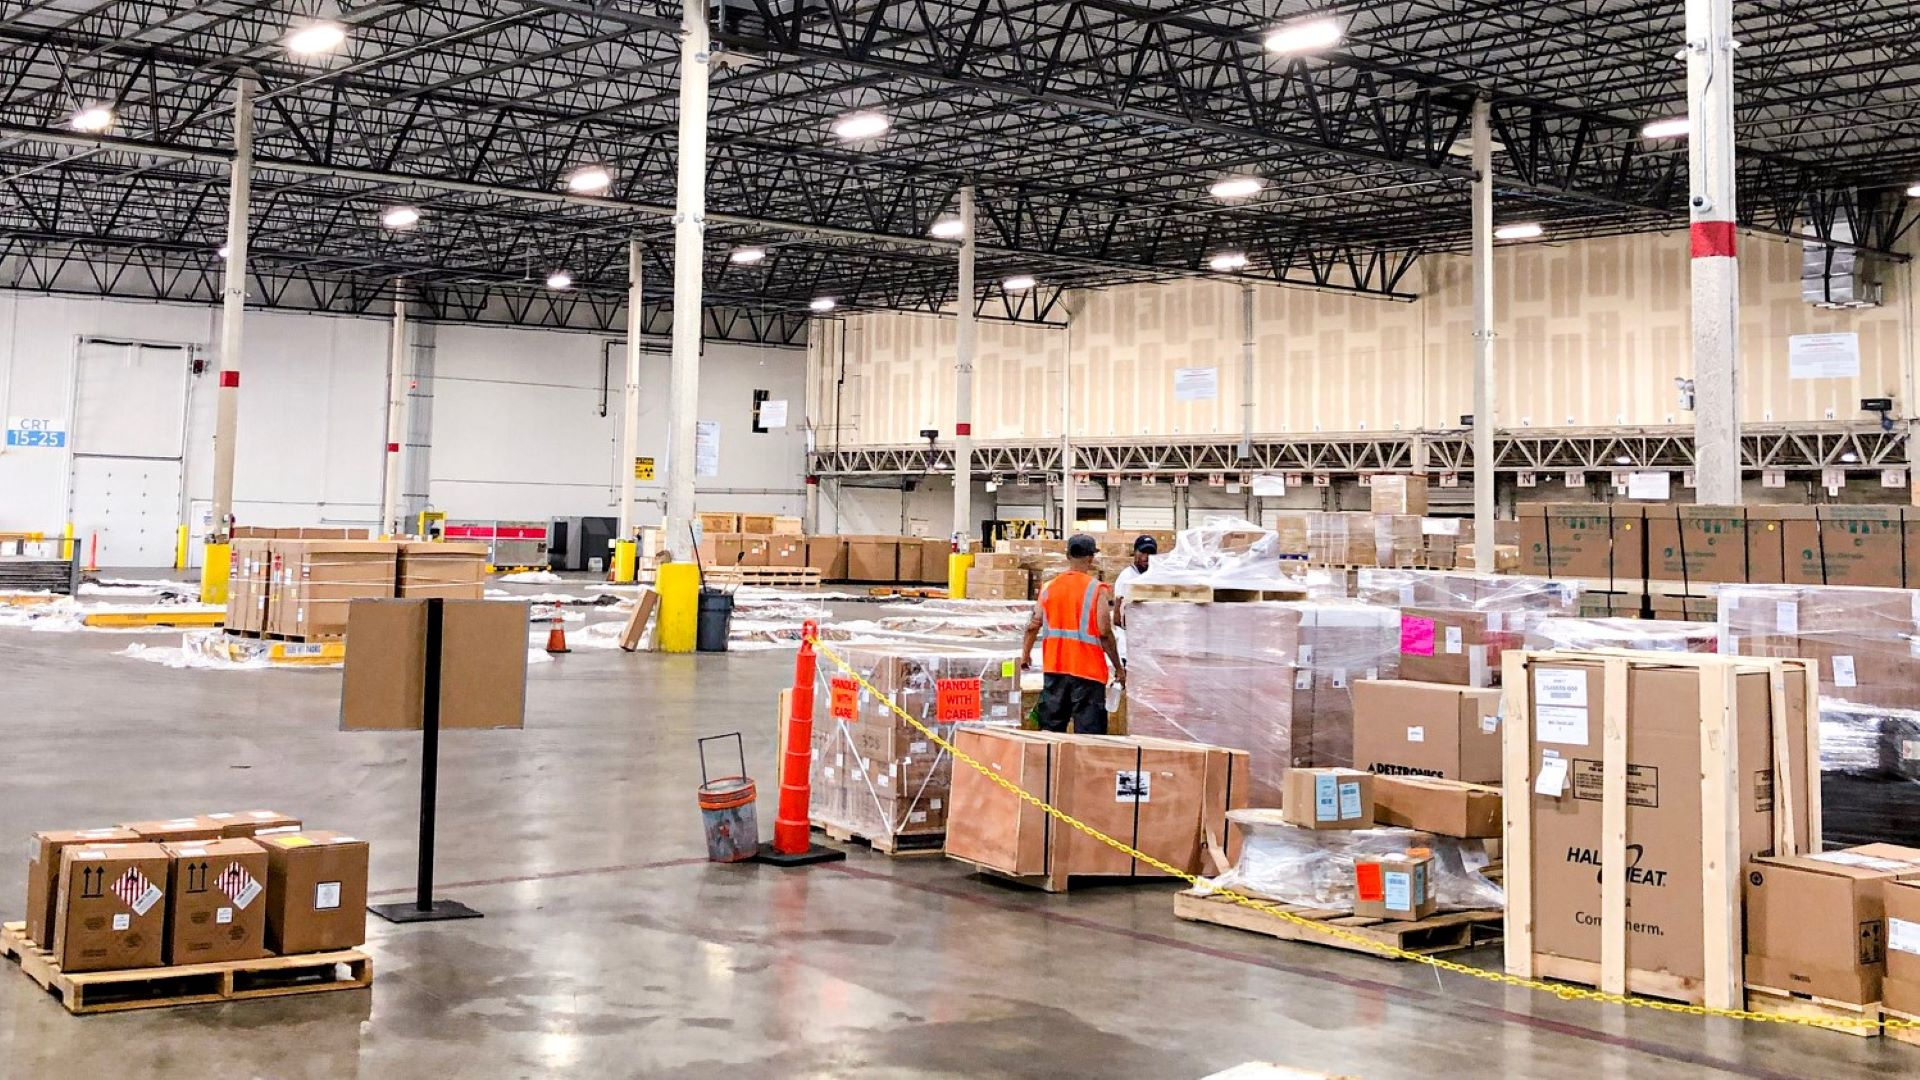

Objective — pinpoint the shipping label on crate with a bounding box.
[1115,771,1151,802]
[1570,761,1661,808]
[934,678,983,722]
[829,677,859,721]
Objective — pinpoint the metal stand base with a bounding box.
[753,843,847,867]
[368,899,484,924]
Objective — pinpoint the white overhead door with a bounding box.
[68,340,190,568]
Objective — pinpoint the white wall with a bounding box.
[0,292,809,559]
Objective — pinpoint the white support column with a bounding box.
[1060,316,1076,533]
[380,282,409,537]
[208,75,255,540]
[619,238,644,542]
[664,4,710,562]
[1687,0,1742,505]
[1471,97,1498,573]
[1240,283,1256,460]
[952,185,976,551]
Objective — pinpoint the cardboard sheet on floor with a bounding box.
[340,598,529,730]
[620,588,659,652]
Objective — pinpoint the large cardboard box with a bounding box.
[920,538,951,585]
[1281,767,1374,830]
[1798,506,1904,588]
[1396,608,1508,688]
[207,811,303,838]
[1886,878,1920,1012]
[1744,847,1920,1004]
[945,728,1249,888]
[54,842,170,972]
[1372,776,1502,837]
[340,599,530,730]
[1369,474,1429,516]
[397,541,488,600]
[1745,505,1790,584]
[163,838,270,965]
[123,816,227,843]
[1351,679,1502,782]
[1646,506,1747,584]
[1287,601,1401,772]
[765,534,807,568]
[262,831,369,955]
[805,537,849,580]
[1518,503,1621,579]
[846,537,899,582]
[269,540,400,639]
[896,540,925,584]
[227,538,273,634]
[965,567,1030,601]
[24,827,138,947]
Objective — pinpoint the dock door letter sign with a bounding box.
[5,417,65,447]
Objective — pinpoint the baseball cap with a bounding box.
[1066,534,1098,559]
[1133,535,1159,555]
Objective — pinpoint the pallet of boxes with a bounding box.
[5,812,371,1014]
[696,513,821,588]
[224,529,489,646]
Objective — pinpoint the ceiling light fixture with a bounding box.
[1641,116,1691,139]
[1209,176,1265,201]
[1263,18,1343,55]
[565,165,613,195]
[1840,451,1860,464]
[1208,251,1250,272]
[1614,455,1633,465]
[381,206,421,231]
[217,244,231,259]
[810,297,837,313]
[1002,275,1037,291]
[69,105,115,133]
[729,247,767,265]
[1494,222,1545,241]
[1907,183,1920,198]
[930,216,966,240]
[286,20,347,56]
[831,110,891,141]
[546,271,573,291]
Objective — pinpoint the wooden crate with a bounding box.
[1173,888,1502,958]
[1502,651,1821,1010]
[2,922,370,1015]
[1744,984,1883,1037]
[697,512,739,534]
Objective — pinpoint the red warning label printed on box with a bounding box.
[935,678,983,722]
[829,677,859,721]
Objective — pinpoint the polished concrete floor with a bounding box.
[0,603,1910,1079]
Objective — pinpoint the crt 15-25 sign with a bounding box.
[5,417,65,448]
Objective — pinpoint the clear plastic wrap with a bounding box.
[809,644,1020,842]
[1525,616,1719,654]
[1285,601,1401,770]
[1354,568,1580,612]
[1717,584,1920,712]
[1358,569,1581,688]
[1132,516,1312,591]
[1203,809,1504,912]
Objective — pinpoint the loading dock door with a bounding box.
[67,340,190,567]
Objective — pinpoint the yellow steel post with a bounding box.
[174,525,189,571]
[612,540,638,584]
[947,552,974,598]
[655,562,700,653]
[200,543,233,604]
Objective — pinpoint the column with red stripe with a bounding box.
[1684,0,1742,505]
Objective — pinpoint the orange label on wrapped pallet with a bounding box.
[1354,861,1385,903]
[935,678,983,722]
[829,677,859,721]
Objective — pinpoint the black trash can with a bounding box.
[696,589,735,652]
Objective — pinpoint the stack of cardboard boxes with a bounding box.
[964,552,1032,600]
[696,513,814,573]
[223,531,488,640]
[21,812,368,974]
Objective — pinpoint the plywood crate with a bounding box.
[697,512,739,534]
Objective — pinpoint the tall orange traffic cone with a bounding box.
[545,616,571,654]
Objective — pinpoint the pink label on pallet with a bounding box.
[1400,615,1436,656]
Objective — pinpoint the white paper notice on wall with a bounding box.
[1174,367,1219,402]
[1250,474,1287,497]
[759,399,788,428]
[1626,471,1671,500]
[695,420,721,477]
[1788,332,1862,380]
[1534,668,1589,707]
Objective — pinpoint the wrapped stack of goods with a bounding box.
[224,533,488,640]
[1523,616,1718,654]
[809,644,1019,852]
[1719,583,1920,847]
[964,551,1032,600]
[1356,569,1578,689]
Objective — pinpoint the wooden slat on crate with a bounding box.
[1173,888,1502,958]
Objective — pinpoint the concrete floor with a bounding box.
[0,603,1910,1079]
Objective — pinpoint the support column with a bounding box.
[614,238,644,583]
[201,75,255,603]
[1471,97,1497,573]
[380,283,409,538]
[952,186,976,550]
[1060,319,1076,534]
[1687,0,1742,504]
[656,2,710,652]
[1240,283,1256,461]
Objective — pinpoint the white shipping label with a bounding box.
[208,813,236,820]
[1407,726,1426,743]
[1536,704,1590,745]
[1294,670,1313,691]
[1891,918,1920,956]
[216,907,234,925]
[908,811,927,824]
[75,851,106,860]
[314,881,342,911]
[1480,715,1500,734]
[178,847,207,857]
[1314,775,1340,820]
[1298,645,1315,665]
[112,913,130,931]
[1486,612,1506,633]
[1339,781,1364,820]
[1384,871,1412,911]
[930,799,942,810]
[131,884,163,916]
[233,879,262,909]
[1776,602,1799,634]
[1330,668,1348,690]
[1811,851,1920,873]
[1116,771,1151,802]
[1534,668,1589,707]
[1535,754,1570,797]
[1444,626,1463,655]
[249,811,278,819]
[1832,655,1858,688]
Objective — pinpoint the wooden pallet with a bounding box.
[1886,1008,1920,1048]
[1,922,370,1015]
[1172,888,1503,958]
[702,566,823,588]
[1744,984,1883,1037]
[948,856,1186,893]
[817,824,945,857]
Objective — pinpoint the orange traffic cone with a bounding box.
[545,616,571,654]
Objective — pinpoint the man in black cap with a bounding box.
[1018,534,1123,734]
[1111,534,1158,630]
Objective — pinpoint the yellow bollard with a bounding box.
[174,525,189,571]
[61,522,74,562]
[656,561,700,653]
[612,540,638,584]
[200,543,232,605]
[947,552,974,598]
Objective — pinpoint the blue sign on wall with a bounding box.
[5,417,66,448]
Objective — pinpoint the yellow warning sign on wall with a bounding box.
[634,457,656,481]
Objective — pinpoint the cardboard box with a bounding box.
[24,827,139,947]
[1351,679,1503,782]
[897,540,925,584]
[1798,506,1905,588]
[53,842,170,972]
[1886,878,1920,1007]
[262,831,370,955]
[1645,506,1747,584]
[397,541,488,600]
[340,599,530,730]
[1371,776,1502,838]
[765,535,807,568]
[1353,852,1437,920]
[1745,506,1790,584]
[227,538,272,634]
[697,512,739,534]
[1744,847,1920,1004]
[1281,768,1374,830]
[846,537,899,582]
[206,811,303,838]
[163,838,270,964]
[1396,608,1506,687]
[740,536,770,568]
[972,551,1023,571]
[805,537,849,580]
[1518,503,1638,580]
[1370,475,1429,516]
[123,816,227,843]
[921,538,951,585]
[269,540,400,639]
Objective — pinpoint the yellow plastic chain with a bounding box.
[808,636,1909,1036]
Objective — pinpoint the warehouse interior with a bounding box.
[3,2,1920,1077]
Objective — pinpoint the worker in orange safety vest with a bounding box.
[1018,534,1124,734]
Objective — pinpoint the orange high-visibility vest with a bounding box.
[1040,570,1110,683]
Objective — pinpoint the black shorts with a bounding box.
[1037,673,1108,735]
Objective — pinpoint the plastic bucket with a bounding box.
[698,777,759,862]
[696,589,735,652]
